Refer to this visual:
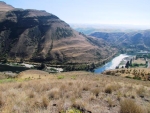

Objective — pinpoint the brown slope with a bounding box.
[0,1,14,12]
[0,6,117,64]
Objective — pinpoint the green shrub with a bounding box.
[125,76,132,79]
[71,76,76,79]
[0,78,16,83]
[65,108,82,113]
[57,75,64,79]
[133,77,141,80]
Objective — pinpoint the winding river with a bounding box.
[94,54,129,74]
[0,54,130,73]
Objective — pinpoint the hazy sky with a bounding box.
[2,0,150,26]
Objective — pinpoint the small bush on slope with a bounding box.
[120,98,146,113]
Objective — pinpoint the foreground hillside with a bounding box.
[0,71,150,113]
[0,2,117,64]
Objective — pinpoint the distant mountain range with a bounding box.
[90,30,150,52]
[0,1,117,65]
[71,24,150,35]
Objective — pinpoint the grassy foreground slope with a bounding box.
[0,71,150,113]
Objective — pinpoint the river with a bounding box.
[94,54,129,74]
[0,54,129,73]
[0,64,29,72]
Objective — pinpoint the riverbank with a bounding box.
[0,62,63,73]
[0,63,29,73]
[118,55,134,68]
[94,54,130,73]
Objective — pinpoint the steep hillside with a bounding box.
[90,32,125,46]
[0,2,117,64]
[90,30,150,51]
[0,1,14,12]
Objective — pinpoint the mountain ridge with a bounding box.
[0,1,14,12]
[0,2,117,65]
[90,30,150,52]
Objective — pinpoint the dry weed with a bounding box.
[120,98,146,113]
[104,84,120,94]
[136,86,146,98]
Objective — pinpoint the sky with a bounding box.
[2,0,150,27]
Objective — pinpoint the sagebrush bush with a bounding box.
[120,99,146,113]
[48,88,60,99]
[42,97,49,109]
[136,86,145,98]
[82,85,90,91]
[91,88,99,97]
[105,86,112,94]
[105,84,120,94]
[0,94,3,108]
[107,97,114,107]
[28,91,35,98]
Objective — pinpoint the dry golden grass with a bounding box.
[133,58,146,64]
[0,70,149,113]
[120,98,147,113]
[0,73,7,79]
[104,83,121,94]
[18,70,53,79]
[103,68,150,81]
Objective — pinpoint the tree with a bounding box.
[135,55,138,60]
[116,66,119,69]
[20,58,24,63]
[125,61,130,68]
[39,63,46,70]
[90,63,96,71]
[2,58,7,64]
[129,59,132,66]
[86,65,90,71]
